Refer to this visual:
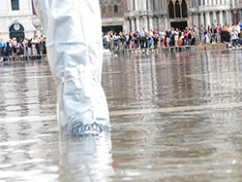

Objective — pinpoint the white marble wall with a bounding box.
[0,0,36,40]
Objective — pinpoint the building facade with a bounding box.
[1,0,242,40]
[190,0,242,27]
[125,0,242,32]
[0,0,36,40]
[100,0,128,33]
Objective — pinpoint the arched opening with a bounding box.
[114,5,118,13]
[181,0,188,18]
[9,23,25,40]
[175,0,181,18]
[168,1,174,19]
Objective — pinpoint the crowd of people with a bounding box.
[199,22,242,47]
[0,35,47,61]
[1,22,242,61]
[103,27,197,51]
[103,22,242,51]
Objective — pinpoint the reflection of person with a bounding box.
[60,134,114,180]
[33,0,110,135]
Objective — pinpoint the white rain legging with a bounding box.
[33,0,110,135]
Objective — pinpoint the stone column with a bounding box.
[200,0,203,6]
[131,18,135,32]
[206,12,211,26]
[226,11,232,25]
[204,0,207,5]
[125,18,131,33]
[130,0,134,10]
[134,0,138,11]
[200,13,205,27]
[154,17,159,29]
[142,0,147,10]
[213,11,217,25]
[127,1,131,11]
[143,15,148,30]
[164,16,169,29]
[148,16,153,30]
[147,0,152,10]
[136,16,141,32]
[160,0,163,9]
[192,14,199,27]
[158,16,164,30]
[219,11,223,25]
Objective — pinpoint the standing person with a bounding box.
[31,35,39,56]
[153,33,159,50]
[217,24,222,43]
[231,30,238,49]
[224,23,230,42]
[0,39,5,62]
[239,21,242,38]
[4,41,12,61]
[27,38,32,59]
[33,0,110,135]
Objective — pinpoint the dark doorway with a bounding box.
[171,21,188,30]
[102,25,123,34]
[9,23,25,40]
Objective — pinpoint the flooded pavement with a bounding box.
[0,49,242,181]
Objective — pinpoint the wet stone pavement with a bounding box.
[0,49,242,182]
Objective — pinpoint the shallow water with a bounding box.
[0,49,242,181]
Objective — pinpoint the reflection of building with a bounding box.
[0,0,36,40]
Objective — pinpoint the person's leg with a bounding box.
[34,0,110,135]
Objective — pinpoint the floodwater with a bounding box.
[0,49,242,182]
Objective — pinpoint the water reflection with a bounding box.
[59,134,114,182]
[0,49,242,181]
[103,49,242,181]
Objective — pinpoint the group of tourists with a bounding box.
[200,22,242,47]
[103,22,242,51]
[0,35,46,61]
[1,22,242,61]
[103,27,198,51]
